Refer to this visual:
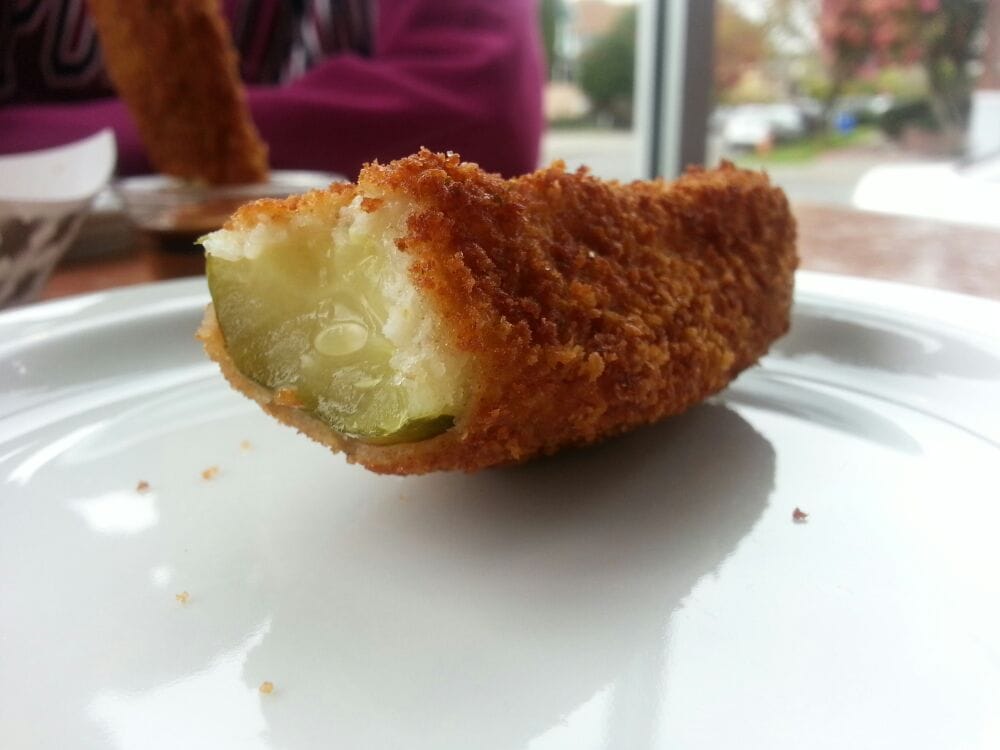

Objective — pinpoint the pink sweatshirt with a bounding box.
[0,0,543,178]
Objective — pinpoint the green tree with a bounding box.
[579,7,637,126]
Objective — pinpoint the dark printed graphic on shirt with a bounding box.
[1,0,374,103]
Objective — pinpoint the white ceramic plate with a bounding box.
[2,271,999,750]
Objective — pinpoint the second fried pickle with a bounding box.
[88,0,268,184]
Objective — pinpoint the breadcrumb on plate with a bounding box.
[259,681,275,694]
[201,466,220,481]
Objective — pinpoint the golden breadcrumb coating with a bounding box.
[199,150,797,474]
[88,0,268,184]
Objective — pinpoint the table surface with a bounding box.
[38,203,1000,303]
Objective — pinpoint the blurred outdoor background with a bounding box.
[540,0,999,228]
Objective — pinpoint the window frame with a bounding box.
[635,0,715,179]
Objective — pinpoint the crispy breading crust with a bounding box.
[88,0,268,184]
[199,150,797,474]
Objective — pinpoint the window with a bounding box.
[542,0,999,230]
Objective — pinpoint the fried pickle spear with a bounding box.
[88,0,268,184]
[198,150,797,474]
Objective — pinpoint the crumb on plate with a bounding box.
[136,480,151,494]
[201,466,220,480]
[240,440,254,452]
[259,681,274,694]
[792,507,809,523]
[175,591,191,604]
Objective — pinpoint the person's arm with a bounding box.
[0,0,543,178]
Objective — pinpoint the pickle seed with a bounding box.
[314,321,369,357]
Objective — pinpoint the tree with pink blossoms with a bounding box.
[820,0,984,147]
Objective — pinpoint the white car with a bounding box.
[721,109,775,150]
[763,103,807,140]
[720,104,807,151]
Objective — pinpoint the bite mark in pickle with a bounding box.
[205,234,454,445]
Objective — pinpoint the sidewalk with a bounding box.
[541,129,639,182]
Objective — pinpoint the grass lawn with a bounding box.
[734,125,881,166]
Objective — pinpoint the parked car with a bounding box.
[721,108,775,151]
[764,103,807,141]
[720,103,808,151]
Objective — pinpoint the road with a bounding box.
[541,128,924,208]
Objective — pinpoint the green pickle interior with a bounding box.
[205,225,454,444]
